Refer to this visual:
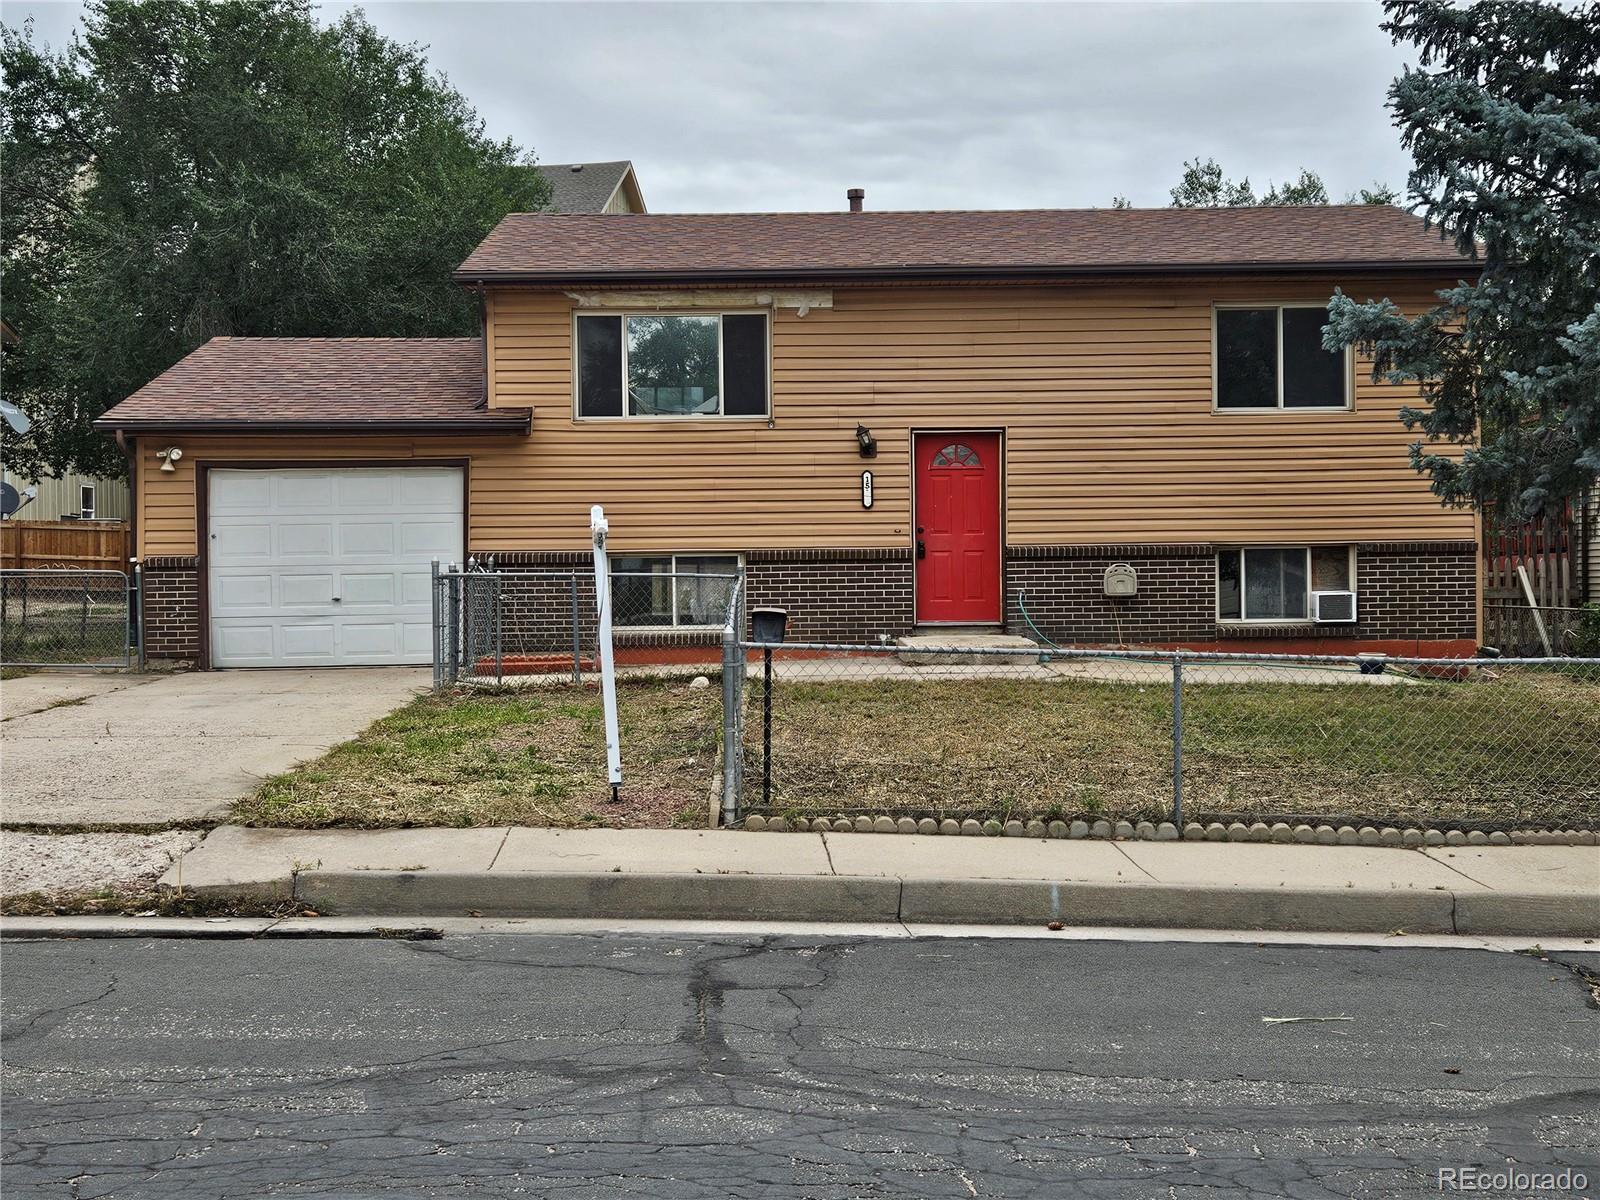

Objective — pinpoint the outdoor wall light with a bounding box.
[156,446,184,473]
[855,424,877,458]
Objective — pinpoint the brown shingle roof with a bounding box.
[456,205,1472,283]
[94,338,529,433]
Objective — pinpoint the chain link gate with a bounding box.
[1,568,136,669]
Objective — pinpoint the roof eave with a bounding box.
[453,259,1478,287]
[93,414,532,436]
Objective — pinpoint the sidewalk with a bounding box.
[160,826,1600,937]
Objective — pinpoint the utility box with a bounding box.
[1103,563,1138,598]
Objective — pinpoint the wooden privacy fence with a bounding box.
[0,520,132,573]
[1483,499,1589,653]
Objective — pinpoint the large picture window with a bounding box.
[576,312,769,418]
[611,554,741,627]
[1215,305,1350,411]
[1218,547,1353,622]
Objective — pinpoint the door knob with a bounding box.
[916,540,926,560]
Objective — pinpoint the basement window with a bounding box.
[611,554,742,627]
[576,312,769,419]
[1214,305,1351,411]
[1218,547,1353,622]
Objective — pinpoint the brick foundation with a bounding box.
[746,550,914,644]
[148,542,1478,668]
[139,556,200,661]
[1002,542,1478,654]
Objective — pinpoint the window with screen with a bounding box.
[1215,305,1350,410]
[576,312,769,418]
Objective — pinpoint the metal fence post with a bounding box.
[571,572,582,684]
[493,572,503,684]
[1171,654,1184,827]
[430,559,442,691]
[447,564,461,686]
[721,626,742,826]
[132,561,146,670]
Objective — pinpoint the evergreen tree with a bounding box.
[0,1,549,478]
[1324,0,1600,517]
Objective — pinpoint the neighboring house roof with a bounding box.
[457,205,1472,284]
[532,160,646,214]
[93,338,529,434]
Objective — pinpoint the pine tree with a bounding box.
[1323,0,1600,517]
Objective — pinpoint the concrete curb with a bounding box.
[161,870,1599,938]
[294,870,902,922]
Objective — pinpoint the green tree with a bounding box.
[1155,159,1390,208]
[1323,0,1600,518]
[0,0,549,478]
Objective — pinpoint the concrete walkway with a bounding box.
[166,826,1600,937]
[1,669,427,827]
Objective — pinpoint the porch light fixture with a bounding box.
[156,446,183,473]
[855,424,877,458]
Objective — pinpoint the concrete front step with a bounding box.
[895,633,1041,666]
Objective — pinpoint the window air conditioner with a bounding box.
[1311,590,1358,624]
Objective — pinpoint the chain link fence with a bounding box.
[432,561,742,688]
[0,568,135,669]
[725,642,1600,833]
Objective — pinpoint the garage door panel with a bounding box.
[400,571,432,605]
[279,573,337,607]
[400,521,460,556]
[280,623,339,658]
[274,474,336,509]
[213,625,275,663]
[340,573,397,605]
[337,473,398,507]
[339,622,399,656]
[212,523,273,562]
[277,523,335,558]
[208,467,463,668]
[339,522,396,556]
[213,574,274,612]
[401,472,465,508]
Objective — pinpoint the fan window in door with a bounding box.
[931,443,980,468]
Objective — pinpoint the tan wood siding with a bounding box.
[138,276,1475,557]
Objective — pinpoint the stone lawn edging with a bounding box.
[739,814,1599,847]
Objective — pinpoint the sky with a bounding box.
[2,1,1418,213]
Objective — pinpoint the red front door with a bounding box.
[914,432,1002,624]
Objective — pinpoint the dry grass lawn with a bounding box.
[234,678,721,829]
[749,669,1600,830]
[234,665,1600,832]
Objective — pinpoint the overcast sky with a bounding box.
[5,1,1417,212]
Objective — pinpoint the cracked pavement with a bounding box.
[2,933,1597,1197]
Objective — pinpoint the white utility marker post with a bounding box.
[590,505,623,801]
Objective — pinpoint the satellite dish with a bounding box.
[1,481,19,517]
[0,397,31,435]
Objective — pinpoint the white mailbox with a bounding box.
[1103,563,1138,597]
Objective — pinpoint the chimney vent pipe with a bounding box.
[847,188,864,213]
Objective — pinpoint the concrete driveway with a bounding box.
[1,669,427,826]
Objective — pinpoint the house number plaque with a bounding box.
[861,470,874,509]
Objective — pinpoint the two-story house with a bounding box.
[95,200,1480,667]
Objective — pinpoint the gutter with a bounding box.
[452,259,1479,288]
[90,415,531,436]
[114,428,137,564]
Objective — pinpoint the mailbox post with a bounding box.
[751,607,789,809]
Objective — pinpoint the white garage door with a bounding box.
[207,467,464,667]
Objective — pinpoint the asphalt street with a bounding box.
[2,932,1596,1198]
